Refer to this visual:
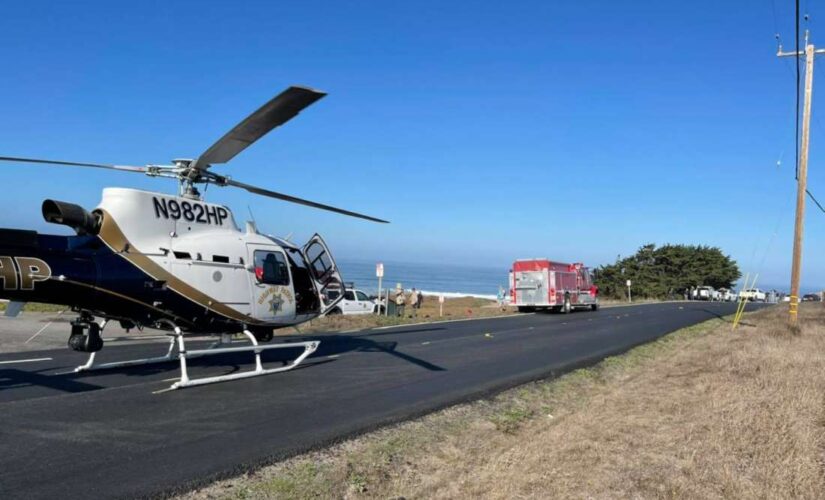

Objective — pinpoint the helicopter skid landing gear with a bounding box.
[72,323,320,390]
[73,323,176,373]
[171,330,319,390]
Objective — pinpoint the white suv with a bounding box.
[326,288,377,315]
[739,288,767,302]
[694,286,716,301]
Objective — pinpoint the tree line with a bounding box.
[593,243,741,300]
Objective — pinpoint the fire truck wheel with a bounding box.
[562,296,571,314]
[591,303,599,311]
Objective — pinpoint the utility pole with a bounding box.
[778,31,825,326]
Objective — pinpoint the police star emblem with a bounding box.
[268,292,284,314]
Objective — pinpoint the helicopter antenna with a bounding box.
[247,205,257,225]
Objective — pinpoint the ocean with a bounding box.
[336,259,509,300]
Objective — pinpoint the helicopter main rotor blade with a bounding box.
[0,156,148,173]
[193,86,327,170]
[222,178,389,224]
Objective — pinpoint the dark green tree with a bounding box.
[593,244,741,300]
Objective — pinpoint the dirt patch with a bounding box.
[183,304,825,499]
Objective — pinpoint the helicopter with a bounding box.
[0,85,388,389]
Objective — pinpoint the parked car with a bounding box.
[718,288,737,302]
[694,286,717,301]
[802,293,822,302]
[739,288,767,302]
[326,285,378,315]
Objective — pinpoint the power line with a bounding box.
[806,189,825,213]
[796,0,800,179]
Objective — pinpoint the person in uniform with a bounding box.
[395,287,406,317]
[409,287,419,317]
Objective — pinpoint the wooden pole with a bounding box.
[789,42,814,326]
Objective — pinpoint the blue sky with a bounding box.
[0,0,822,290]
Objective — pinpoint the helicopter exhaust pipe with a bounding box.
[42,199,101,235]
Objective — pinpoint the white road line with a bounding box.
[372,312,530,330]
[0,357,53,365]
[24,310,66,343]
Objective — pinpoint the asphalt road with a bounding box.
[0,301,762,499]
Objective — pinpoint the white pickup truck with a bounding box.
[326,288,378,315]
[739,288,767,302]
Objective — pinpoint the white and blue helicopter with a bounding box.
[0,86,387,388]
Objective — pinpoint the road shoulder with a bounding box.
[181,304,823,499]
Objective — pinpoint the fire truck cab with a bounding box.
[510,259,599,313]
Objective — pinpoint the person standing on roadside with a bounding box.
[395,287,406,317]
[417,290,424,309]
[409,287,419,317]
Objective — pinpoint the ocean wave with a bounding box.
[419,290,498,300]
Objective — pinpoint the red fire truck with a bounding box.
[509,259,599,313]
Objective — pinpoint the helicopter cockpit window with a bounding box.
[305,242,334,282]
[253,250,289,285]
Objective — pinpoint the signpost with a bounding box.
[439,294,445,317]
[626,279,632,303]
[376,262,384,315]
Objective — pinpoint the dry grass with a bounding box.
[183,304,825,500]
[0,301,66,312]
[291,296,515,335]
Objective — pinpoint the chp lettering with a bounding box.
[0,256,52,290]
[152,197,229,225]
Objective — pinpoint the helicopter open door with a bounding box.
[302,234,344,314]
